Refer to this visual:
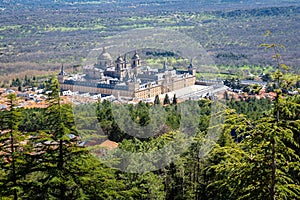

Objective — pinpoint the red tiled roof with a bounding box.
[99,139,118,150]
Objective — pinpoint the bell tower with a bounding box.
[188,59,196,76]
[115,55,126,80]
[131,51,141,68]
[58,64,67,83]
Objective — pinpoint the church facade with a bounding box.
[58,48,196,99]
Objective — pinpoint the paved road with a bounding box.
[178,85,228,100]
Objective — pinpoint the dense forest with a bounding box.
[0,52,299,199]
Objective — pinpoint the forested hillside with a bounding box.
[0,0,299,85]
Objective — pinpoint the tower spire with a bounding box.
[58,64,66,76]
[163,60,168,71]
[188,58,194,69]
[124,53,127,68]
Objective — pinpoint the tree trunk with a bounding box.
[59,139,65,199]
[11,131,18,200]
[270,138,276,200]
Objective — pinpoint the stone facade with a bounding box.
[59,48,196,99]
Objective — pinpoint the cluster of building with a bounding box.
[0,87,70,110]
[58,48,196,99]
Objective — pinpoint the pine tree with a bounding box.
[208,33,300,200]
[260,34,300,199]
[154,95,161,105]
[0,94,24,199]
[163,94,170,105]
[172,94,177,105]
[27,77,89,199]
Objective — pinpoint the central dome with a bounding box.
[98,47,112,61]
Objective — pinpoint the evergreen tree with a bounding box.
[118,171,166,200]
[96,99,130,142]
[26,77,89,199]
[154,95,160,105]
[163,94,171,105]
[172,94,177,105]
[0,94,25,199]
[208,35,300,200]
